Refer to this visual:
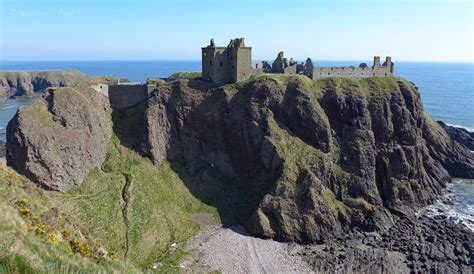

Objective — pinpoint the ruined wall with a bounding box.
[108,84,149,109]
[202,47,232,84]
[232,47,252,83]
[311,66,392,80]
[202,38,252,85]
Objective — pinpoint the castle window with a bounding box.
[373,73,375,76]
[385,73,387,76]
[220,61,223,67]
[210,60,212,66]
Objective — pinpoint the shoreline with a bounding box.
[183,211,473,273]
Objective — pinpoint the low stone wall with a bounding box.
[108,84,148,109]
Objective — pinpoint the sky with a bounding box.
[0,0,473,62]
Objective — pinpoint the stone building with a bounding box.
[202,38,252,84]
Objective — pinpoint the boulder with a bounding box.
[6,87,112,191]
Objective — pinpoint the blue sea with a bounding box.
[0,60,473,230]
[1,60,473,132]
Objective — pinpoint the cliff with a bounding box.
[0,70,125,100]
[6,74,474,242]
[437,121,474,151]
[118,75,474,242]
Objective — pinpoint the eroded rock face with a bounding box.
[131,75,474,243]
[6,87,112,191]
[0,70,100,99]
[437,121,474,151]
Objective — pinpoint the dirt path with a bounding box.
[184,214,311,273]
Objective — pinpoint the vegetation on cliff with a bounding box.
[167,71,202,81]
[0,163,139,273]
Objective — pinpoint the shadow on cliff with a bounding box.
[110,79,265,227]
[169,161,260,226]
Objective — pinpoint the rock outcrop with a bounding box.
[6,87,112,191]
[0,70,91,99]
[0,70,126,100]
[437,121,474,150]
[114,75,474,243]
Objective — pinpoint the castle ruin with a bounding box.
[202,38,252,84]
[202,38,394,84]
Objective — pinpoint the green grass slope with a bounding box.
[1,134,253,272]
[0,163,139,273]
[45,135,222,270]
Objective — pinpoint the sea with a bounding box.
[0,60,473,230]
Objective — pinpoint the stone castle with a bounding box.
[100,37,394,109]
[202,38,394,84]
[201,38,252,84]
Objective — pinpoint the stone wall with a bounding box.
[202,38,252,85]
[202,47,231,84]
[307,56,394,80]
[90,84,109,97]
[232,47,252,83]
[311,65,392,80]
[108,84,149,109]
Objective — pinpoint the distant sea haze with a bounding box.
[1,60,473,132]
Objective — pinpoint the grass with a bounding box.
[0,163,139,273]
[266,115,325,189]
[0,132,248,271]
[322,188,349,216]
[389,178,410,199]
[46,135,220,269]
[168,72,202,80]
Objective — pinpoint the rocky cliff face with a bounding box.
[6,74,474,243]
[437,121,474,151]
[128,75,474,242]
[0,70,126,100]
[0,70,90,99]
[6,87,112,191]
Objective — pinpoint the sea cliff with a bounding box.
[4,74,474,272]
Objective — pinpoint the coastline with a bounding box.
[184,209,473,273]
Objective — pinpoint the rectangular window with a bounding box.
[220,61,223,67]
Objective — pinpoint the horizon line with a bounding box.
[1,59,473,64]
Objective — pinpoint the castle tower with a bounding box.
[383,56,394,73]
[373,56,381,68]
[202,38,252,84]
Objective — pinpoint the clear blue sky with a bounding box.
[1,0,473,62]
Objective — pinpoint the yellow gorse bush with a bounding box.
[14,198,116,264]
